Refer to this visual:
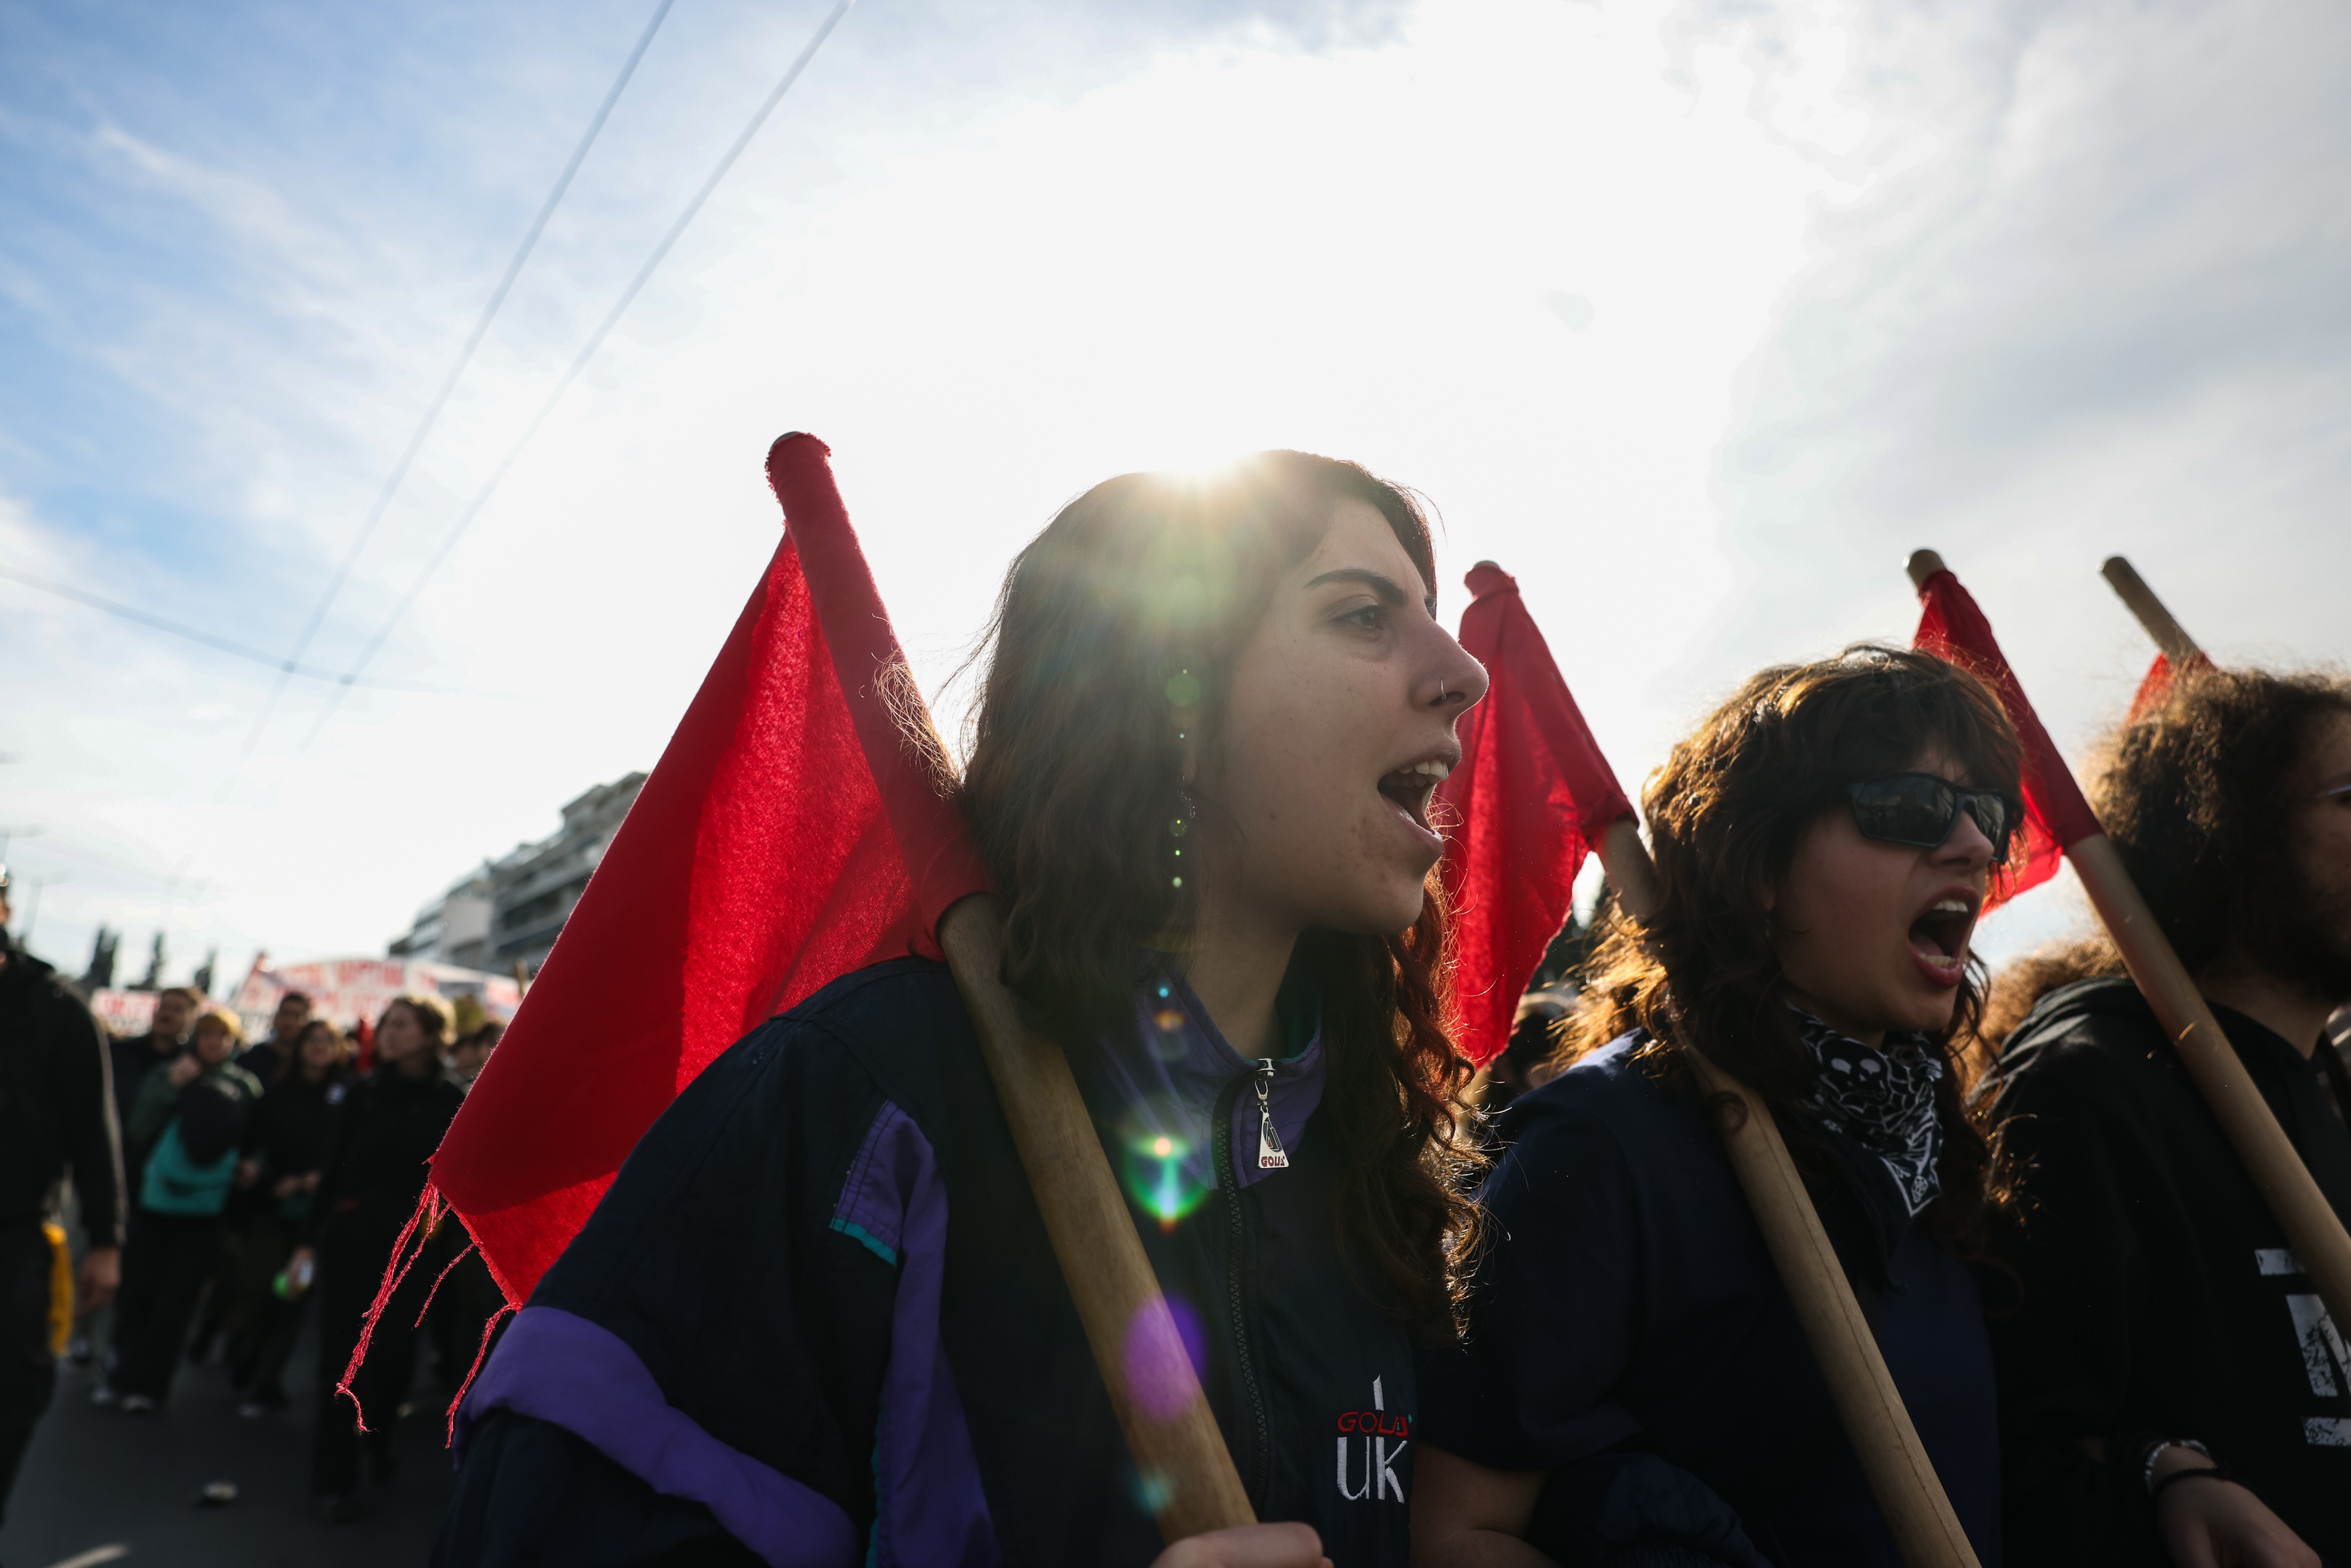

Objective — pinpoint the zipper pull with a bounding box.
[1254,1058,1289,1170]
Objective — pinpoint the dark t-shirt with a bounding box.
[1419,1037,2002,1567]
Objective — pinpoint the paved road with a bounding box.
[2,1330,456,1568]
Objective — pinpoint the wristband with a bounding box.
[2149,1463,2232,1506]
[2142,1438,2213,1495]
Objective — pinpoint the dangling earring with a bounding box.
[1166,656,1202,893]
[1167,788,1194,891]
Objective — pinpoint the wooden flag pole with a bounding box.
[1909,551,2351,1338]
[938,897,1256,1542]
[2099,556,2204,664]
[1594,819,1982,1568]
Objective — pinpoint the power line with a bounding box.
[0,562,494,693]
[238,0,679,753]
[5,829,225,894]
[299,0,858,752]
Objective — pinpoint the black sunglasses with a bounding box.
[1846,773,2017,862]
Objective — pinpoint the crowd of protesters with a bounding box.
[427,447,2346,1568]
[4,649,2347,1566]
[0,914,510,1533]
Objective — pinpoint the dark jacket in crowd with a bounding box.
[0,938,123,1248]
[108,1028,182,1164]
[237,1036,287,1089]
[309,1057,465,1248]
[240,1028,326,1091]
[1419,1036,2002,1568]
[245,1067,349,1214]
[436,957,1419,1568]
[1982,978,2351,1566]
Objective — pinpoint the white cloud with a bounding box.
[5,0,2344,983]
[1666,0,2351,956]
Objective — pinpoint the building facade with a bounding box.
[389,770,647,979]
[388,866,497,972]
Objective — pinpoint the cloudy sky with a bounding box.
[3,0,2345,987]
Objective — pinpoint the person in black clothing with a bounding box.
[0,873,123,1526]
[292,993,464,1520]
[190,991,318,1371]
[89,983,192,1378]
[235,990,313,1091]
[434,450,1495,1567]
[1981,666,2351,1567]
[108,986,196,1178]
[446,1019,501,1093]
[1479,984,1575,1116]
[108,1004,262,1410]
[1415,647,2017,1567]
[229,1017,351,1415]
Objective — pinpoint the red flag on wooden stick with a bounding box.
[2125,649,2214,722]
[427,434,989,1309]
[1911,566,2104,910]
[1436,562,1636,1069]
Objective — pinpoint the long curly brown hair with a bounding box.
[2090,664,2351,989]
[957,451,1479,1334]
[1975,664,2351,1077]
[1556,645,2018,1259]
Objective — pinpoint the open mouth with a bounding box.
[1378,757,1451,832]
[1907,892,1979,977]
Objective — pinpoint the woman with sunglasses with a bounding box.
[1412,646,2014,1567]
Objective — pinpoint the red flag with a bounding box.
[1435,562,1636,1069]
[1911,568,2104,910]
[2126,649,2213,722]
[430,434,989,1308]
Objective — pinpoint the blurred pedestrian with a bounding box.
[108,985,196,1176]
[228,1018,351,1415]
[237,989,313,1088]
[292,994,464,1520]
[107,1004,260,1411]
[97,984,198,1382]
[189,990,321,1369]
[0,865,123,1528]
[1479,982,1576,1116]
[446,1020,501,1092]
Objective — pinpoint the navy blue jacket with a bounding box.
[436,958,1418,1567]
[1419,1037,2002,1567]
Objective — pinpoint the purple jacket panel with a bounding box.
[836,1101,1002,1568]
[457,1100,999,1568]
[456,1304,860,1568]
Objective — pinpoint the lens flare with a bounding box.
[1123,1131,1208,1230]
[1130,1466,1176,1517]
[1123,1292,1209,1423]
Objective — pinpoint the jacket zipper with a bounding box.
[1210,1071,1272,1510]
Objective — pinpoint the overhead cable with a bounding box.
[239,0,679,750]
[0,562,493,693]
[300,0,858,752]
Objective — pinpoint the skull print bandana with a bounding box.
[1790,1007,1946,1217]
